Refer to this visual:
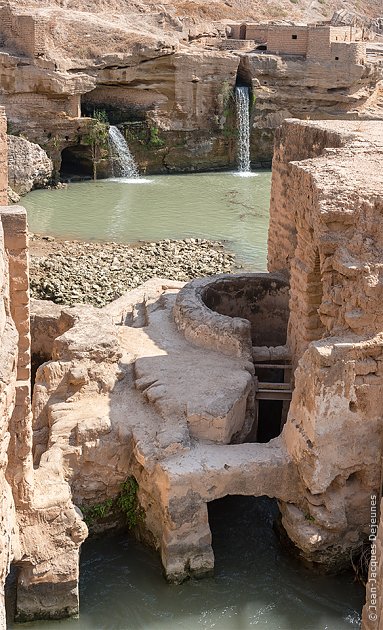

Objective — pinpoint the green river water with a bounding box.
[23,172,271,269]
[18,173,364,630]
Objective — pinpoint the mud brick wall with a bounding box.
[0,207,30,383]
[331,41,367,65]
[329,25,353,42]
[245,25,268,43]
[0,104,21,629]
[0,6,47,58]
[307,26,333,61]
[267,26,309,56]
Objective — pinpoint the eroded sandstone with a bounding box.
[1,101,383,625]
[0,2,381,175]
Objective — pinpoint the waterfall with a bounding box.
[235,86,251,173]
[108,125,139,178]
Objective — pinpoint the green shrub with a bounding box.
[149,126,165,148]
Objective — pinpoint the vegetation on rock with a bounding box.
[81,476,144,529]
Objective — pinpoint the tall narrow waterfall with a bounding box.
[235,86,251,173]
[108,126,139,178]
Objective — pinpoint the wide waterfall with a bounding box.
[108,125,139,178]
[235,86,251,174]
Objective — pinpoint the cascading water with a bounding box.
[108,125,139,178]
[235,86,251,174]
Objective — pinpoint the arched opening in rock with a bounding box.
[208,495,281,575]
[81,88,147,125]
[256,44,267,51]
[60,145,93,180]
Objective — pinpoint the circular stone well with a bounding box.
[174,273,290,359]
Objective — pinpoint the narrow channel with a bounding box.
[9,497,363,629]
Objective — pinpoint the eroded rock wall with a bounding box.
[0,3,381,175]
[0,106,19,630]
[0,107,87,626]
[268,119,383,570]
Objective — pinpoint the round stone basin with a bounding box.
[174,273,290,359]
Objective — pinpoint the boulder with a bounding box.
[8,135,53,196]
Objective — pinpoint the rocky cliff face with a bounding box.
[0,1,381,176]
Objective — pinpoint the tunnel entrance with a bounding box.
[5,564,19,626]
[60,145,93,180]
[208,495,281,574]
[235,58,253,91]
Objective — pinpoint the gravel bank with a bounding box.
[29,235,236,307]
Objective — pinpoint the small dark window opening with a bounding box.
[335,56,339,60]
[292,34,297,40]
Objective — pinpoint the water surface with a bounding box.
[23,172,271,269]
[12,497,363,630]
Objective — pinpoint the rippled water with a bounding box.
[23,171,272,269]
[11,497,363,630]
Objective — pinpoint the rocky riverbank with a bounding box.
[29,234,236,307]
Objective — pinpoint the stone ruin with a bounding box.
[225,21,367,64]
[1,108,383,626]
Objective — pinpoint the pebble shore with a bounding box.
[29,235,236,307]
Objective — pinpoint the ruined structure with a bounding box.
[9,116,380,616]
[1,99,383,624]
[229,22,359,56]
